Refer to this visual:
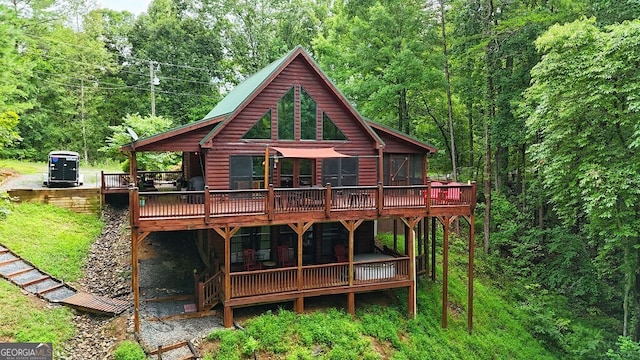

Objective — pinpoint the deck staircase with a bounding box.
[149,340,199,360]
[194,268,222,311]
[0,244,130,315]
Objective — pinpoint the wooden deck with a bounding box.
[200,257,411,308]
[112,182,476,231]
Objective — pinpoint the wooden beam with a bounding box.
[212,225,240,327]
[136,231,151,245]
[442,216,450,328]
[468,213,475,334]
[348,292,355,316]
[287,222,314,292]
[339,220,361,287]
[400,217,421,319]
[431,217,436,282]
[132,229,140,333]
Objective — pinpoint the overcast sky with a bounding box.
[100,0,152,15]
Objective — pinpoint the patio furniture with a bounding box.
[277,245,295,267]
[334,244,348,263]
[242,248,262,271]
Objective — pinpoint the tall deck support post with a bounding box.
[129,187,140,333]
[401,217,420,319]
[424,218,430,278]
[131,229,140,333]
[467,214,475,333]
[212,226,240,328]
[340,219,364,288]
[431,217,437,281]
[347,292,355,316]
[288,222,313,313]
[441,216,450,328]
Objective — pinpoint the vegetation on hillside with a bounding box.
[0,201,103,354]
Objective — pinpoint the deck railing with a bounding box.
[230,267,298,298]
[102,171,182,191]
[195,269,221,311]
[226,258,410,299]
[131,182,476,223]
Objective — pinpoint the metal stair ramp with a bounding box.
[0,244,130,315]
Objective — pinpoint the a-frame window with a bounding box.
[322,112,347,140]
[300,88,317,140]
[243,110,271,139]
[278,87,295,140]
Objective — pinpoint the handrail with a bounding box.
[130,183,476,223]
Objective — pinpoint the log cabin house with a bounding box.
[104,46,476,332]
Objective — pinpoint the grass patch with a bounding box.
[0,159,45,175]
[0,202,102,282]
[0,281,75,348]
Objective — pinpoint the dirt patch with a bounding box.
[0,169,18,187]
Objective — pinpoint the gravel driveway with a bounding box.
[0,167,104,191]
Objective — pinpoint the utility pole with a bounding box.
[149,61,158,116]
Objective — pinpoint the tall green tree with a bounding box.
[315,0,441,138]
[523,18,640,339]
[124,0,223,125]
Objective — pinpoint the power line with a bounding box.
[25,33,215,73]
[30,73,216,98]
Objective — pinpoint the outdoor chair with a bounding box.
[242,248,262,271]
[445,182,462,204]
[277,245,295,267]
[334,244,348,263]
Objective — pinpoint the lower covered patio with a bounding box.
[192,218,422,327]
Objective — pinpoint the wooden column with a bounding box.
[288,222,313,313]
[424,217,430,278]
[130,229,150,334]
[347,292,355,316]
[467,214,475,333]
[131,229,140,333]
[213,226,240,328]
[340,219,363,316]
[431,217,437,282]
[401,217,420,319]
[441,216,450,328]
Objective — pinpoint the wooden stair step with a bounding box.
[6,266,34,278]
[38,283,65,295]
[150,341,188,355]
[0,249,8,255]
[0,258,21,266]
[21,275,51,287]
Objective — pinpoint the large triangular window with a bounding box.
[322,112,347,140]
[278,88,295,140]
[300,88,317,140]
[243,110,271,139]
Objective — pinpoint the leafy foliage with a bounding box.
[112,340,146,360]
[100,113,177,171]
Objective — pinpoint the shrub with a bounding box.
[113,340,145,360]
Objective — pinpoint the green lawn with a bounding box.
[0,169,105,356]
[0,202,103,283]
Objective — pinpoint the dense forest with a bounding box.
[2,0,640,357]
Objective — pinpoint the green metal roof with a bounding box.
[200,47,300,121]
[365,118,438,153]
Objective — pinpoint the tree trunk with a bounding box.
[439,0,457,182]
[483,0,497,254]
